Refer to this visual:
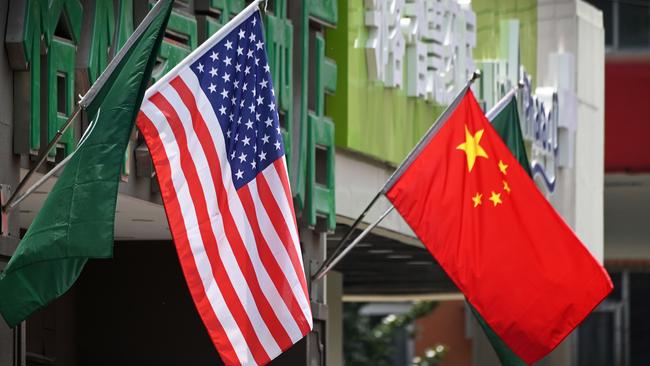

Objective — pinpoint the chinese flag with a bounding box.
[385,90,612,364]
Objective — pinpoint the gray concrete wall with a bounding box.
[537,0,605,263]
[0,1,23,364]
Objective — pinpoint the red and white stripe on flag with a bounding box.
[135,5,312,365]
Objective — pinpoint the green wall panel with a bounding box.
[47,39,77,157]
[264,1,293,162]
[306,34,336,231]
[151,8,198,82]
[325,0,443,166]
[22,0,46,153]
[45,0,82,45]
[83,1,115,85]
[308,0,338,26]
[46,0,82,157]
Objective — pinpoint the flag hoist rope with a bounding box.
[312,70,483,281]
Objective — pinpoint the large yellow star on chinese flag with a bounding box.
[457,125,489,172]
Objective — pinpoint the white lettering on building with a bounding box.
[364,0,476,104]
[477,20,577,194]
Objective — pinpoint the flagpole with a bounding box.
[312,70,482,281]
[382,70,482,191]
[485,85,518,121]
[311,191,383,279]
[1,107,81,213]
[2,109,100,213]
[314,206,395,281]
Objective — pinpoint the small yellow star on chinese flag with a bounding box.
[457,125,488,172]
[472,192,482,207]
[489,191,502,206]
[503,180,511,193]
[498,160,509,175]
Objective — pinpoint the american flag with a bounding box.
[136,6,312,366]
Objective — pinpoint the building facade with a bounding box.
[0,0,607,365]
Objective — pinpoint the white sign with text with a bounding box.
[364,0,476,104]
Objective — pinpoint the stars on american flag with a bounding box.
[191,13,285,189]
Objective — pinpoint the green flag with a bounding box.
[491,95,532,177]
[468,93,530,366]
[0,0,173,327]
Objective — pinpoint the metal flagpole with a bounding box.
[312,70,482,281]
[2,109,100,213]
[311,191,383,280]
[314,206,395,281]
[1,107,81,213]
[484,84,521,121]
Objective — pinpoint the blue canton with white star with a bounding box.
[191,11,284,190]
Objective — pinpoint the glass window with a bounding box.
[586,0,650,51]
[619,1,650,49]
[609,271,622,301]
[578,311,616,366]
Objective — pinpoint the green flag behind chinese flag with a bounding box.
[490,95,532,177]
[0,0,173,327]
[470,93,529,366]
